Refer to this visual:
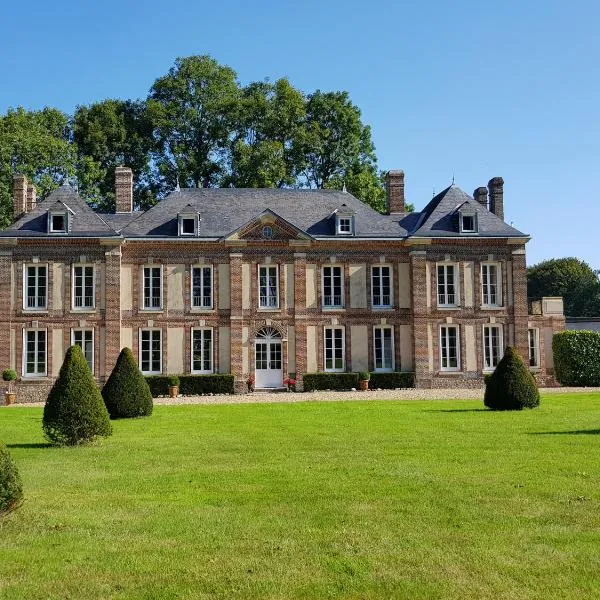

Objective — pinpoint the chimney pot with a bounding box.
[115,166,133,213]
[12,174,28,221]
[386,170,405,214]
[473,186,488,208]
[488,177,504,220]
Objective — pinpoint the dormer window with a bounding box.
[48,211,68,234]
[459,212,477,234]
[337,217,352,234]
[178,212,198,236]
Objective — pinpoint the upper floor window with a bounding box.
[528,328,540,368]
[259,265,279,309]
[24,265,47,310]
[372,265,392,308]
[143,266,162,309]
[23,329,47,377]
[178,211,198,236]
[324,326,345,371]
[374,326,394,371]
[460,213,477,233]
[192,266,213,309]
[481,263,502,307]
[437,263,458,307]
[322,265,344,308]
[72,328,94,373]
[50,213,67,233]
[336,216,353,235]
[440,325,460,371]
[72,265,95,310]
[139,329,162,374]
[483,325,503,371]
[192,328,213,373]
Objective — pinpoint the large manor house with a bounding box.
[0,167,564,396]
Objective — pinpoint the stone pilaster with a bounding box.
[293,253,307,391]
[410,249,430,387]
[104,245,122,380]
[229,253,245,392]
[511,246,529,363]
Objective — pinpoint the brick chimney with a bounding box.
[386,170,405,214]
[26,183,36,213]
[488,177,504,220]
[473,186,488,208]
[115,166,133,213]
[13,174,28,221]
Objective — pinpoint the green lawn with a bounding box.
[1,395,600,599]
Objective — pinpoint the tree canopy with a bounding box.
[527,257,600,317]
[0,55,406,222]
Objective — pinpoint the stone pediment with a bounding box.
[222,209,313,242]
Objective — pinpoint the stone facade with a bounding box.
[0,169,564,401]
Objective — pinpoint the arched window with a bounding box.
[255,326,281,340]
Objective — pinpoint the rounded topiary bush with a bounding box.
[0,442,23,515]
[102,348,153,419]
[43,345,112,446]
[484,346,540,411]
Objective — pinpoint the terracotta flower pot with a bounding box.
[359,380,369,391]
[168,385,179,398]
[5,392,16,406]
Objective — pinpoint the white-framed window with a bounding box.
[259,265,279,309]
[24,264,47,310]
[23,329,47,377]
[374,326,394,371]
[191,266,213,309]
[437,263,458,307]
[191,328,213,373]
[180,217,196,236]
[72,265,95,310]
[460,213,477,233]
[139,329,162,374]
[322,265,344,308]
[143,266,162,309]
[481,263,502,307]
[528,328,540,368]
[72,328,94,373]
[49,212,67,233]
[324,326,345,371]
[372,265,392,308]
[483,324,503,371]
[262,225,273,239]
[336,216,353,235]
[440,325,460,371]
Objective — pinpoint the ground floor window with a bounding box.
[140,329,162,374]
[72,329,94,373]
[23,329,47,376]
[483,325,503,371]
[528,328,540,368]
[192,328,213,373]
[374,326,394,371]
[440,325,460,371]
[324,327,345,371]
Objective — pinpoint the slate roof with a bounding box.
[2,182,528,240]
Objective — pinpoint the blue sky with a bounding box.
[2,0,598,267]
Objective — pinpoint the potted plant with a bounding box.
[3,369,17,405]
[358,371,370,391]
[283,374,297,392]
[247,375,255,393]
[168,376,180,398]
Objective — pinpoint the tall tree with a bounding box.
[0,107,75,227]
[228,78,306,188]
[74,99,156,211]
[147,55,241,190]
[527,257,600,317]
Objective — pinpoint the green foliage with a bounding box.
[43,345,112,445]
[553,330,600,386]
[145,374,234,396]
[0,442,22,515]
[102,348,153,419]
[168,376,180,387]
[2,369,16,382]
[358,371,371,381]
[369,372,415,389]
[527,257,600,317]
[484,347,540,411]
[302,373,360,391]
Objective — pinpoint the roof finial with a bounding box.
[432,188,436,198]
[175,174,180,192]
[451,172,455,185]
[342,182,347,193]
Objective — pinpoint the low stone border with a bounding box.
[4,387,600,407]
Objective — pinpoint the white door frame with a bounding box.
[254,327,283,388]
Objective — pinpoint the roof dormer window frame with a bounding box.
[178,213,199,237]
[48,210,68,234]
[335,213,355,236]
[459,209,478,234]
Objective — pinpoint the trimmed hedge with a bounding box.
[145,374,234,396]
[369,372,415,389]
[553,330,600,386]
[303,373,359,391]
[0,442,23,515]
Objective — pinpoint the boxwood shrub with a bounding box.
[553,330,600,386]
[145,374,234,396]
[302,373,359,391]
[369,372,415,389]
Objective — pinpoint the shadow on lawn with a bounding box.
[6,442,52,449]
[427,408,487,413]
[530,430,600,436]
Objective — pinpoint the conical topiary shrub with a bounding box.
[43,345,112,446]
[484,346,540,411]
[102,348,153,419]
[0,442,23,515]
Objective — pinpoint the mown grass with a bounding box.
[1,394,600,599]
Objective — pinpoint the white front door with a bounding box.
[255,339,282,388]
